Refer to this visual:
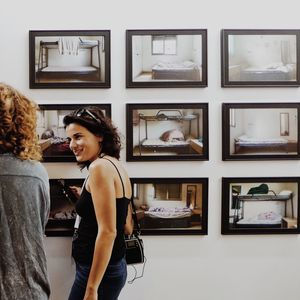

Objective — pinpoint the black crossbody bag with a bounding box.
[124,197,146,283]
[125,197,145,264]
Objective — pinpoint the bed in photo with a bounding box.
[221,29,300,87]
[222,103,300,160]
[126,103,208,161]
[126,29,207,88]
[131,178,208,235]
[222,177,300,234]
[29,30,110,88]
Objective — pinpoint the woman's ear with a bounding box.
[97,135,104,143]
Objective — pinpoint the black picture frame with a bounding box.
[221,29,300,87]
[222,177,300,235]
[29,30,111,88]
[46,178,84,236]
[126,29,207,88]
[131,177,208,235]
[37,103,111,162]
[126,103,209,161]
[222,103,300,160]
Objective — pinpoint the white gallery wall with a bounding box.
[1,0,300,299]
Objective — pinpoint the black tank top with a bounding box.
[72,158,131,265]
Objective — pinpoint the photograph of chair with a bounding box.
[126,29,207,88]
[131,177,208,235]
[29,30,110,88]
[222,103,300,160]
[37,104,111,162]
[222,177,300,234]
[221,29,300,87]
[126,103,209,161]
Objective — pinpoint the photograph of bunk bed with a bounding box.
[137,110,201,155]
[36,38,101,82]
[232,190,294,229]
[221,177,300,234]
[29,30,110,88]
[131,178,208,235]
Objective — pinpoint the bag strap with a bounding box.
[130,195,141,235]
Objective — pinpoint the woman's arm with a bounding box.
[83,161,117,300]
[124,203,133,235]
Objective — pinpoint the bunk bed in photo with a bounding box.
[36,37,102,82]
[137,110,202,155]
[232,190,294,228]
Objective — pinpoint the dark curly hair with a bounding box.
[0,83,42,161]
[63,106,121,167]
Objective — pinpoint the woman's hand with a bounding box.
[69,186,82,199]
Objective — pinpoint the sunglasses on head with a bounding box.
[75,108,101,125]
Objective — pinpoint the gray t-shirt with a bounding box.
[0,154,50,300]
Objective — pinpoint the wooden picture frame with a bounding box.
[131,177,208,235]
[29,30,111,88]
[222,177,300,234]
[222,103,300,160]
[221,29,300,87]
[126,29,207,88]
[37,104,111,162]
[126,103,209,161]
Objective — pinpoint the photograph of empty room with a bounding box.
[126,103,208,161]
[222,103,300,160]
[131,178,208,235]
[29,30,110,88]
[222,177,300,234]
[126,29,207,87]
[222,30,300,86]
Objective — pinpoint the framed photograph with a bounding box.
[126,29,207,88]
[221,29,300,87]
[222,103,300,160]
[46,178,84,236]
[222,177,300,234]
[131,177,208,235]
[126,103,209,161]
[37,104,111,162]
[29,30,110,88]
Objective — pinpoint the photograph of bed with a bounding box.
[232,191,294,229]
[35,37,102,82]
[131,178,208,235]
[126,29,207,87]
[151,61,201,81]
[137,110,202,155]
[234,135,288,154]
[221,29,300,87]
[143,207,193,228]
[222,103,300,160]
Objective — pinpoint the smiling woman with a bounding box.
[63,106,133,300]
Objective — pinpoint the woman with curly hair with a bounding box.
[0,83,50,300]
[64,107,133,300]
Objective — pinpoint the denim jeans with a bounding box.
[68,258,127,300]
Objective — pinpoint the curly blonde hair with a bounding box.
[0,83,42,161]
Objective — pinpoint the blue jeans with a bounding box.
[68,258,127,300]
